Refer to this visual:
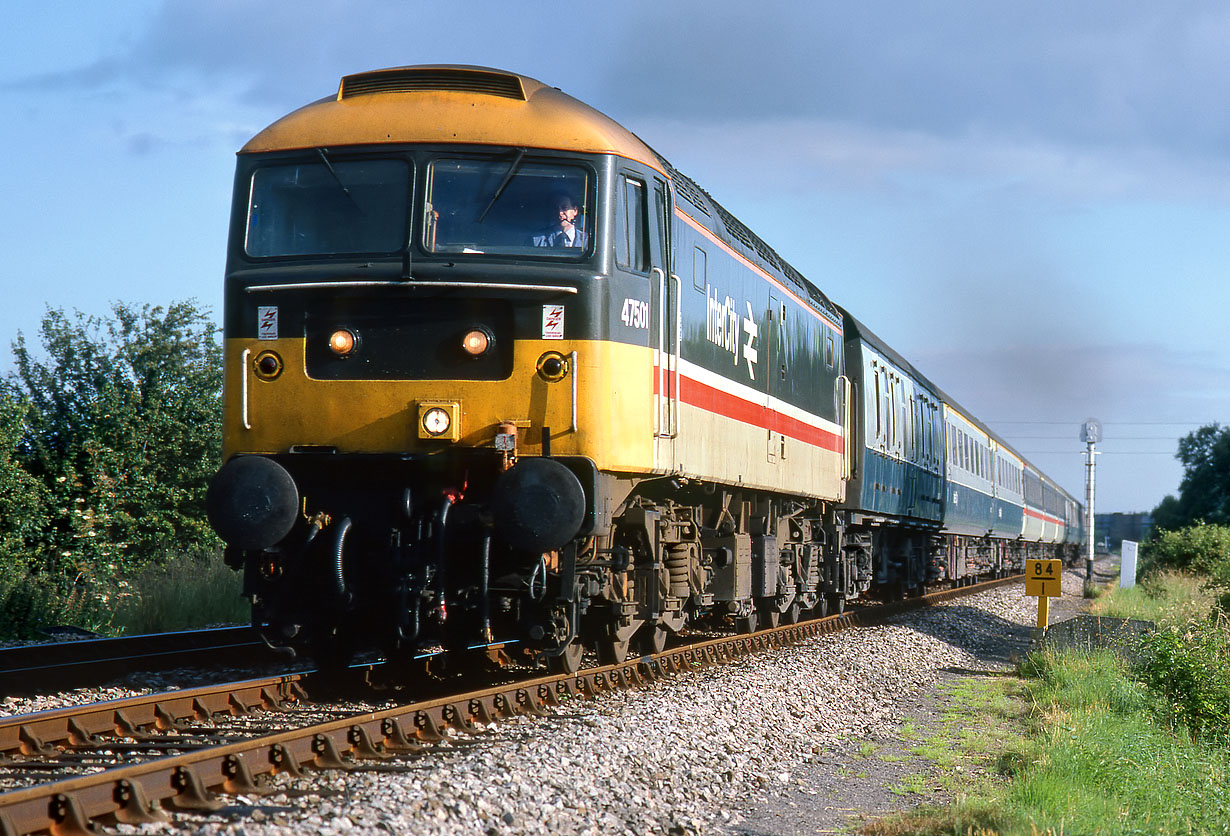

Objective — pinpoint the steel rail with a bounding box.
[0,574,1022,836]
[0,674,309,759]
[0,627,277,698]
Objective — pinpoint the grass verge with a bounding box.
[110,549,249,634]
[0,549,248,639]
[865,575,1230,836]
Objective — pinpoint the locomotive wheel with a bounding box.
[827,594,846,615]
[757,606,780,629]
[814,596,829,618]
[637,623,668,656]
[597,637,630,665]
[782,600,802,625]
[735,611,758,634]
[548,639,584,674]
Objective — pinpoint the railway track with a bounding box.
[0,575,1022,836]
[0,627,284,699]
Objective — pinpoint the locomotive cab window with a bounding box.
[246,158,411,257]
[423,158,591,257]
[617,175,649,272]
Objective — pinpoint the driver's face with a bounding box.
[558,205,578,226]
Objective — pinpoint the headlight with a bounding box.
[417,401,461,441]
[422,407,452,436]
[461,328,492,357]
[328,328,357,357]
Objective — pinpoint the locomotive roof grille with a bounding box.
[669,168,712,217]
[712,201,757,251]
[664,162,828,311]
[339,68,527,101]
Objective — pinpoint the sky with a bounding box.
[2,0,1228,514]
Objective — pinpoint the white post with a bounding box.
[1120,540,1138,589]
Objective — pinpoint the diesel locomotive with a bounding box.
[206,65,1083,671]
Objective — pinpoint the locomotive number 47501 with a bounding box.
[621,297,649,330]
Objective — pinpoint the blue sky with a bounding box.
[3,0,1228,513]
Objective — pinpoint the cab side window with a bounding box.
[616,175,648,272]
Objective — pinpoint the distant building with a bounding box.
[1094,512,1154,552]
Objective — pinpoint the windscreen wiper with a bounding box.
[477,147,527,224]
[317,147,363,213]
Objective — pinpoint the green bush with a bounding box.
[1134,619,1230,746]
[1141,522,1230,612]
[0,301,226,639]
[0,392,48,568]
[5,301,222,578]
[0,565,114,639]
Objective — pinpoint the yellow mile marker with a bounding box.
[1025,559,1063,630]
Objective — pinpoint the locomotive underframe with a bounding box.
[226,446,892,668]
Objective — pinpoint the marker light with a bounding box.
[422,407,452,437]
[536,351,568,382]
[328,328,357,357]
[253,350,283,380]
[462,328,491,357]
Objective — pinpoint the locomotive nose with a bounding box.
[206,456,299,550]
[491,458,585,553]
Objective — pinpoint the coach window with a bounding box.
[616,175,649,273]
[693,246,707,291]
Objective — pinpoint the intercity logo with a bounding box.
[706,287,758,380]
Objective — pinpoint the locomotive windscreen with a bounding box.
[245,158,411,258]
[424,158,591,257]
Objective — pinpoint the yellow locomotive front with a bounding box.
[206,67,670,667]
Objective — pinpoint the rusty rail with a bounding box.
[0,574,1021,836]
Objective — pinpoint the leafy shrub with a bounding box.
[1141,522,1230,612]
[1134,619,1230,746]
[0,301,226,639]
[0,565,114,639]
[5,301,223,577]
[0,392,47,568]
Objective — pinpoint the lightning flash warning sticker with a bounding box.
[257,306,278,340]
[542,305,565,340]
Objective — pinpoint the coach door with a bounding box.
[650,177,678,468]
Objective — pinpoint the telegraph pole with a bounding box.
[1081,418,1102,597]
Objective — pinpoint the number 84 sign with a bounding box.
[1025,559,1062,598]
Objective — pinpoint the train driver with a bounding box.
[532,193,587,248]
